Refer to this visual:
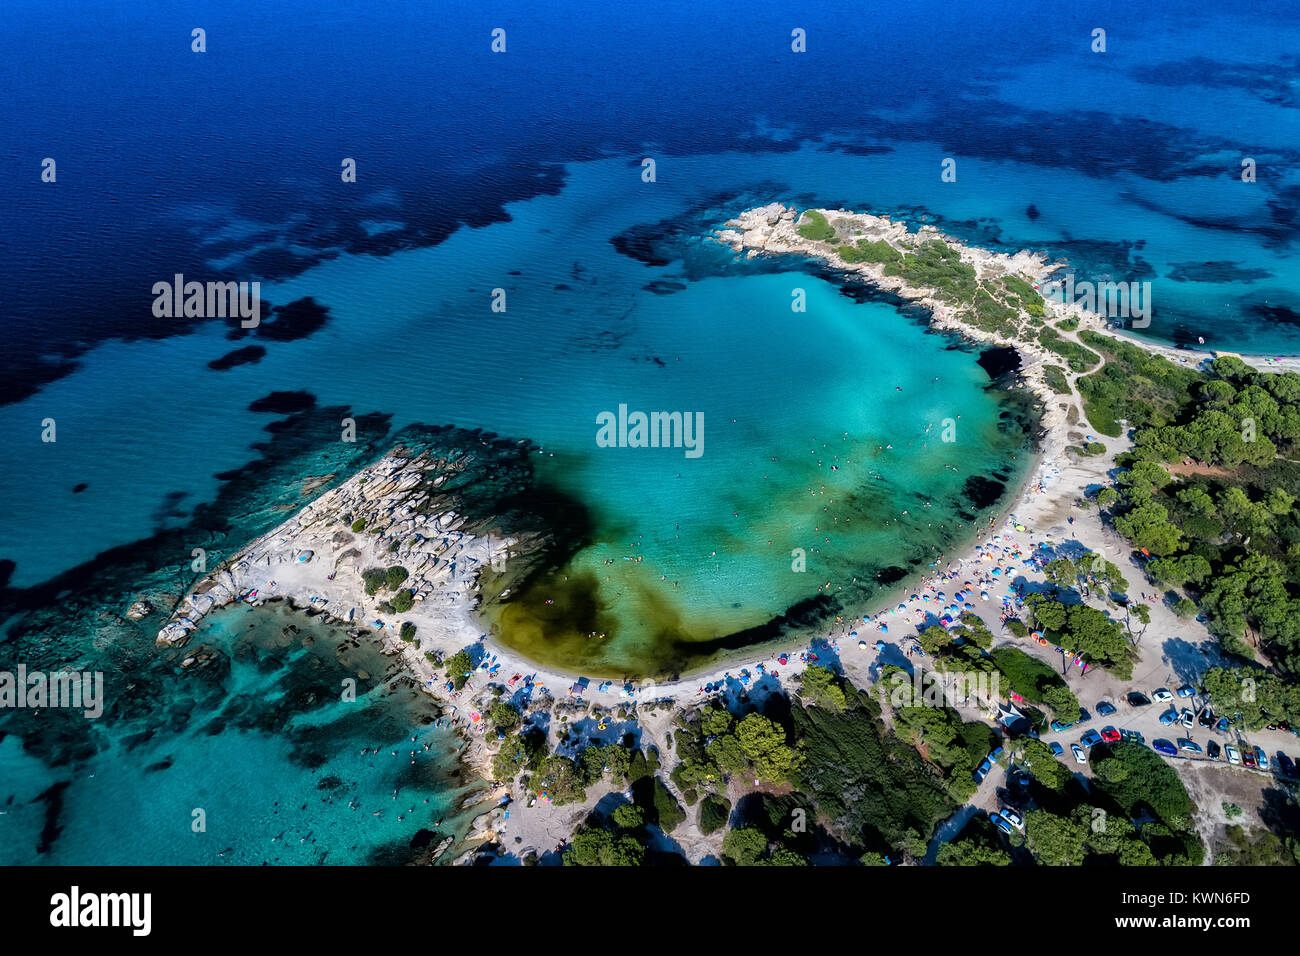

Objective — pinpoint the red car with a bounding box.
[1243,750,1258,768]
[1100,726,1122,743]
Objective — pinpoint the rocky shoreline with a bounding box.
[156,445,526,652]
[151,202,1290,863]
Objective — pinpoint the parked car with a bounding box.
[1180,709,1195,728]
[1255,748,1269,771]
[989,811,1013,835]
[1100,726,1122,743]
[1276,753,1296,778]
[1153,739,1178,756]
[1050,719,1074,732]
[1013,769,1030,788]
[1127,692,1151,707]
[1177,685,1197,698]
[1198,708,1216,728]
[1243,750,1257,768]
[1076,708,1093,724]
[1207,740,1221,759]
[1225,745,1241,764]
[1120,728,1145,744]
[1049,741,1065,757]
[987,746,1005,764]
[1071,744,1086,764]
[1096,700,1117,717]
[1080,729,1103,748]
[1152,688,1174,703]
[1159,708,1178,725]
[1001,808,1025,831]
[1177,738,1202,753]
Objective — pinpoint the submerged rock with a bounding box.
[126,599,153,620]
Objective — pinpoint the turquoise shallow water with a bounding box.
[0,603,483,865]
[0,154,1034,674]
[0,152,1034,860]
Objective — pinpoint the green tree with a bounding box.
[1021,738,1072,790]
[1026,810,1089,866]
[531,755,587,805]
[564,827,644,866]
[734,713,804,782]
[492,734,531,781]
[698,796,732,835]
[936,838,1011,866]
[722,826,768,866]
[444,649,474,689]
[610,803,645,830]
[489,701,520,733]
[799,666,847,712]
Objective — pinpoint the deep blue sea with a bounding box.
[1,0,1298,862]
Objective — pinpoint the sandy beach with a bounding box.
[152,202,1297,862]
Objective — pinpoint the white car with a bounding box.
[1001,808,1025,831]
[1225,745,1241,764]
[1071,744,1087,764]
[1152,688,1174,703]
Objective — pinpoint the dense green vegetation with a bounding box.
[838,238,904,265]
[1075,331,1201,436]
[988,646,1079,720]
[796,209,836,242]
[792,680,955,857]
[1037,325,1099,372]
[936,818,1011,866]
[488,701,520,733]
[799,664,847,711]
[885,239,977,301]
[443,649,474,690]
[698,795,732,835]
[1090,351,1300,677]
[1214,825,1299,866]
[1001,274,1046,317]
[1043,364,1070,394]
[671,705,803,795]
[1202,665,1300,729]
[1023,595,1134,679]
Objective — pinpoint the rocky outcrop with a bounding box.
[712,204,1113,412]
[156,448,524,649]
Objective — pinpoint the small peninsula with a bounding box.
[156,205,1300,867]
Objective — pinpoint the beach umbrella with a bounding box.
[858,640,867,649]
